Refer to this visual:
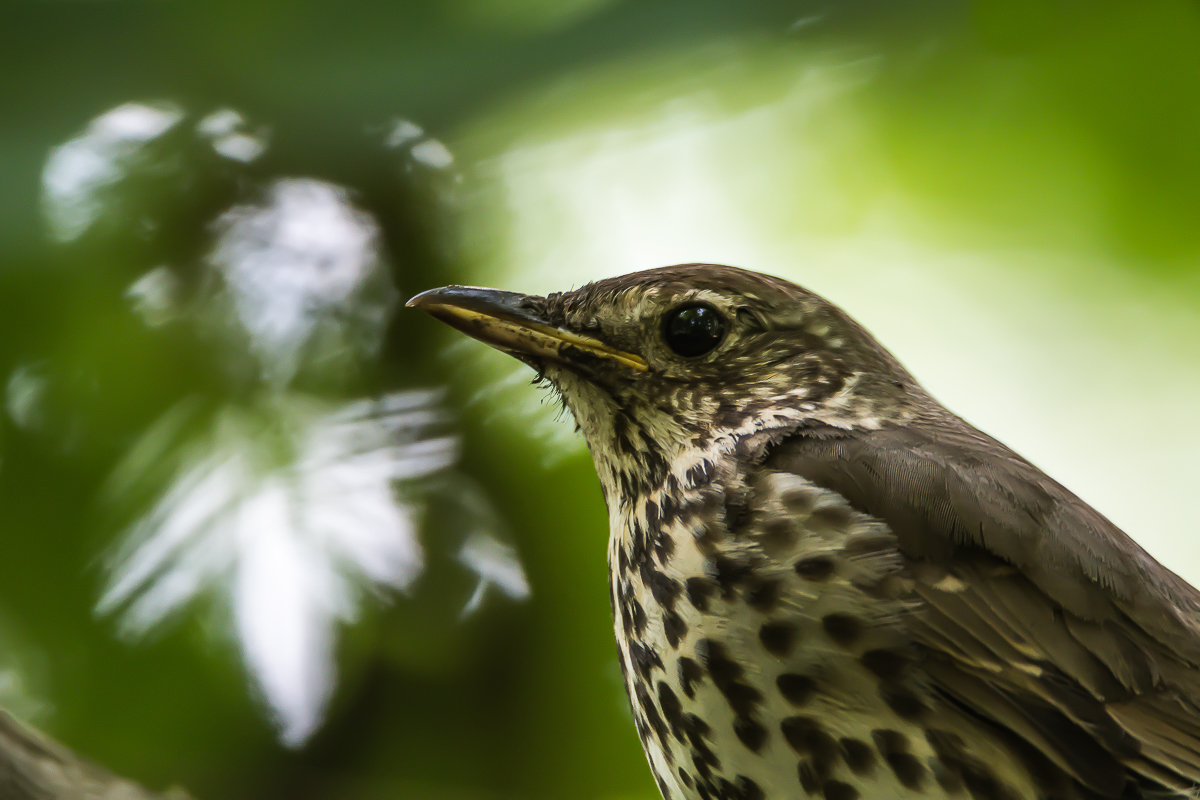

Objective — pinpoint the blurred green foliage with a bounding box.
[2,1,1200,799]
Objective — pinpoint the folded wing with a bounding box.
[770,412,1200,796]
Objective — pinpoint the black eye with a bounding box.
[662,304,726,357]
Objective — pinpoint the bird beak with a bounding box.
[407,285,649,372]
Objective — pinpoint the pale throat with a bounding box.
[579,399,784,516]
[553,366,910,518]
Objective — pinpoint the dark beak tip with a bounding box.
[406,285,540,319]
[406,287,452,310]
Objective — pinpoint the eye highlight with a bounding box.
[662,304,726,357]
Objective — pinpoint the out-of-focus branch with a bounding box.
[0,711,189,800]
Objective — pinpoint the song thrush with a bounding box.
[409,264,1200,800]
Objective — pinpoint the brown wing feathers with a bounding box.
[772,414,1200,795]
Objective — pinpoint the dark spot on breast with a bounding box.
[924,728,965,756]
[642,461,671,498]
[840,737,875,775]
[664,611,688,649]
[637,683,672,757]
[733,717,768,753]
[781,716,839,778]
[758,622,797,657]
[872,729,925,790]
[630,600,648,635]
[618,470,637,505]
[684,712,711,741]
[630,641,664,681]
[717,778,741,800]
[658,681,685,743]
[777,674,817,706]
[882,686,929,721]
[780,486,816,515]
[695,489,723,520]
[724,495,750,534]
[684,713,720,777]
[698,639,763,718]
[644,499,661,530]
[658,493,683,528]
[744,577,781,612]
[686,459,714,489]
[822,613,863,647]
[611,410,635,455]
[617,545,631,575]
[924,728,975,793]
[927,729,1000,795]
[693,517,722,553]
[653,533,675,565]
[823,781,860,800]
[736,776,764,800]
[757,518,798,553]
[646,568,682,610]
[886,752,926,789]
[677,768,693,789]
[812,505,853,530]
[861,648,911,682]
[961,766,1017,800]
[797,762,819,792]
[931,758,965,793]
[711,556,753,597]
[678,657,704,699]
[646,461,672,495]
[686,577,717,612]
[630,525,649,567]
[795,555,836,582]
[871,729,907,755]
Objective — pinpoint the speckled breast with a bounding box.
[607,457,1041,800]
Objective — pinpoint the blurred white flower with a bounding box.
[97,390,457,745]
[197,108,268,163]
[126,266,184,327]
[41,102,183,241]
[384,119,424,148]
[207,178,396,387]
[6,364,49,431]
[458,531,530,617]
[410,139,455,169]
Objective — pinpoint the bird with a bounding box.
[408,264,1200,800]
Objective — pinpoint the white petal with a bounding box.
[41,102,182,241]
[232,478,347,746]
[97,391,468,745]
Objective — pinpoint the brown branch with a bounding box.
[0,711,191,800]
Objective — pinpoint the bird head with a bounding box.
[409,264,922,501]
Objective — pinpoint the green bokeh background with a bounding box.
[3,1,1200,798]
